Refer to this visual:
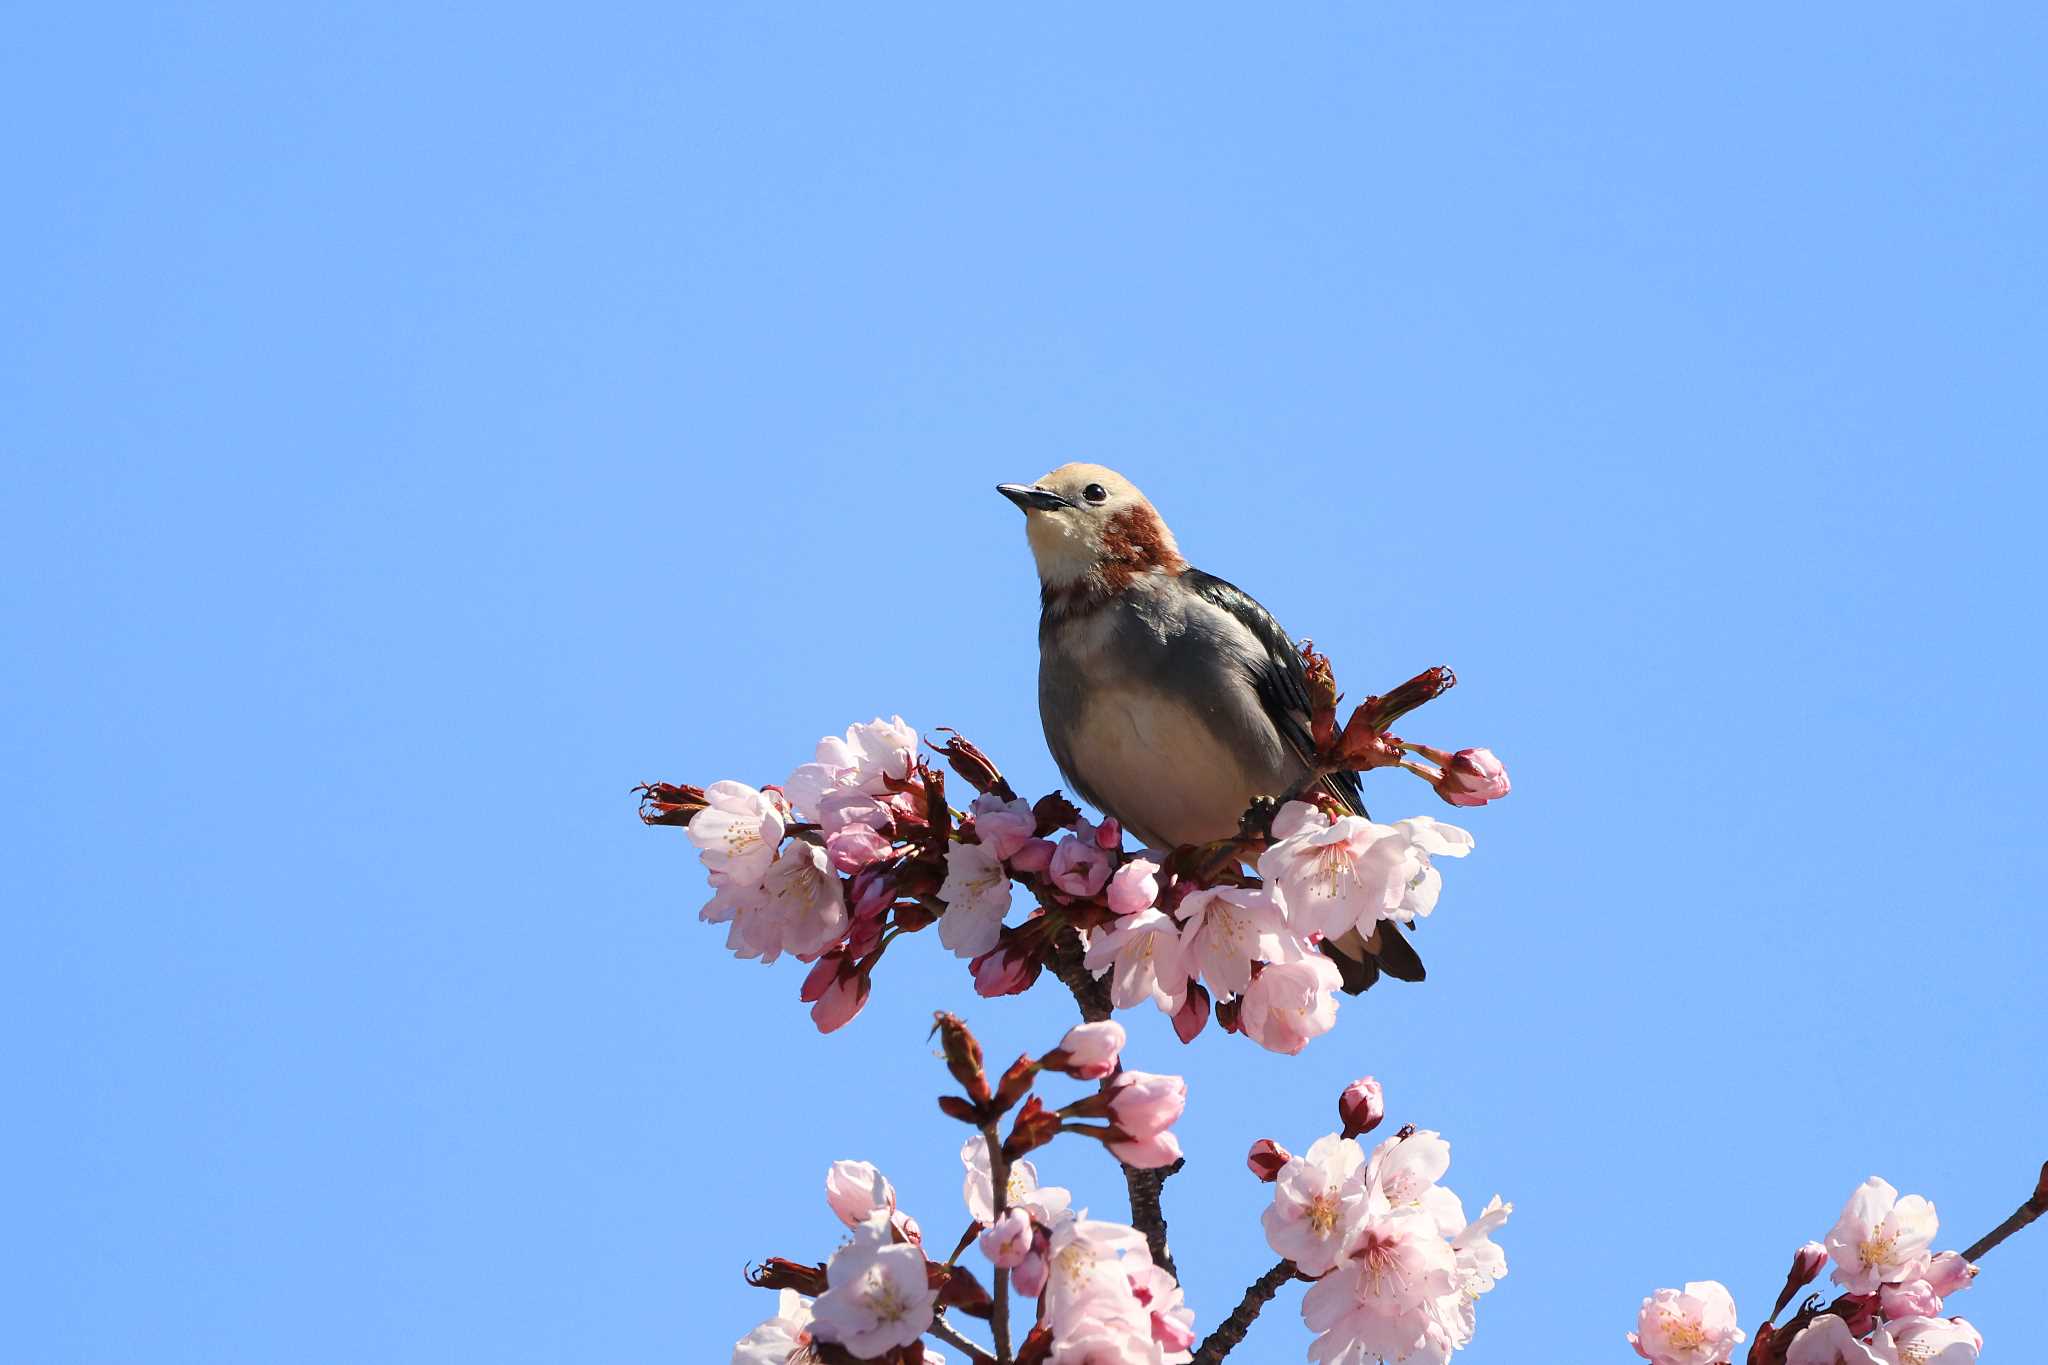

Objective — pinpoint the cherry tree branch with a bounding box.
[1189,1259,1298,1365]
[930,1312,997,1365]
[1046,928,1182,1277]
[1962,1160,2048,1263]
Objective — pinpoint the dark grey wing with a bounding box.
[1180,569,1423,990]
[1178,569,1368,820]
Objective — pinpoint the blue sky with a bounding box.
[5,4,2045,1361]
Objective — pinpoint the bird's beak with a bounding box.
[997,483,1073,512]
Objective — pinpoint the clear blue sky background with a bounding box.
[5,5,2044,1362]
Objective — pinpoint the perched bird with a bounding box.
[998,462,1422,991]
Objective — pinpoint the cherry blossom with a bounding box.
[1262,1133,1368,1276]
[1084,909,1190,1014]
[1923,1253,1976,1297]
[961,1136,1072,1225]
[937,840,1012,958]
[1106,1070,1186,1137]
[810,968,869,1033]
[980,1207,1033,1268]
[1301,1206,1460,1365]
[1385,817,1475,924]
[1255,801,1405,942]
[1239,955,1344,1055]
[1054,1020,1126,1079]
[1783,1314,1885,1365]
[1108,1130,1183,1169]
[807,1213,938,1358]
[687,780,787,884]
[731,1288,814,1365]
[1106,857,1161,916]
[1339,1077,1385,1139]
[825,1159,897,1228]
[1435,748,1511,807]
[1827,1178,1939,1293]
[1433,1194,1513,1353]
[756,839,849,959]
[1179,887,1287,996]
[783,717,920,818]
[1050,832,1114,898]
[1871,1316,1981,1365]
[1627,1281,1746,1365]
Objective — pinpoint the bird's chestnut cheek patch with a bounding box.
[1100,506,1186,578]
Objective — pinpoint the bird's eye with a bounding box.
[1082,483,1108,505]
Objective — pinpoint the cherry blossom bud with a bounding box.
[992,1054,1038,1111]
[824,1160,897,1227]
[1772,1242,1830,1319]
[932,1012,991,1102]
[825,825,893,872]
[1924,1251,1976,1296]
[1012,1231,1051,1297]
[811,970,869,1033]
[1339,1076,1385,1139]
[1436,747,1511,807]
[1009,838,1056,873]
[971,943,1041,997]
[1049,836,1112,897]
[1106,858,1160,916]
[1093,817,1121,850]
[1109,1129,1183,1169]
[1106,1071,1186,1138]
[979,1208,1033,1268]
[1004,1096,1062,1160]
[799,951,844,1003]
[1878,1278,1942,1320]
[934,730,1013,799]
[1047,1021,1125,1079]
[1172,982,1211,1043]
[1246,1138,1291,1182]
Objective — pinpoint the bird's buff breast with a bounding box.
[1066,683,1287,848]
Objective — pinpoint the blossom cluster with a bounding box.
[1629,1176,1981,1365]
[1249,1076,1511,1364]
[733,1013,1195,1364]
[647,706,1490,1051]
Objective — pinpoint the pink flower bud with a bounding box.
[1049,835,1113,897]
[1051,1021,1125,1079]
[824,1159,896,1227]
[1246,1138,1291,1182]
[979,1208,1033,1268]
[1172,982,1210,1043]
[1436,747,1510,807]
[799,951,843,1003]
[1771,1241,1831,1319]
[810,970,869,1033]
[1106,858,1161,916]
[1009,838,1056,873]
[1012,1232,1051,1298]
[1108,1129,1183,1169]
[825,824,893,873]
[1339,1076,1385,1139]
[1877,1278,1942,1321]
[1094,817,1121,850]
[970,943,1040,997]
[1924,1251,1976,1296]
[1107,1070,1186,1138]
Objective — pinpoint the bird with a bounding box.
[997,461,1423,992]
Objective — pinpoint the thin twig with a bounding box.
[929,1312,998,1365]
[1190,1258,1298,1365]
[1962,1160,2048,1263]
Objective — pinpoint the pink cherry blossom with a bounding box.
[687,780,786,884]
[1105,1071,1186,1138]
[1010,837,1057,873]
[1436,748,1511,806]
[960,1136,1072,1225]
[1386,817,1475,924]
[1132,1256,1196,1355]
[1627,1281,1746,1365]
[936,840,1012,958]
[1105,858,1160,916]
[1049,834,1113,897]
[1301,1207,1460,1365]
[1827,1177,1939,1293]
[1783,1314,1884,1365]
[1107,1129,1182,1169]
[1239,955,1344,1055]
[1084,908,1189,1014]
[970,793,1038,860]
[825,1159,897,1228]
[1880,1278,1944,1321]
[1054,1020,1125,1079]
[825,823,893,873]
[1179,887,1288,996]
[979,1207,1033,1268]
[1262,1133,1367,1276]
[1871,1316,1981,1365]
[731,1288,814,1365]
[759,840,850,958]
[1256,802,1406,942]
[807,1214,938,1358]
[783,717,920,818]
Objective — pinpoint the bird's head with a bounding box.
[997,463,1186,591]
